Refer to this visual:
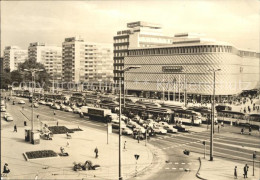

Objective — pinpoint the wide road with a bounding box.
[2,94,260,180]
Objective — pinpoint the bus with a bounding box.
[174,109,202,125]
[217,110,246,125]
[188,107,217,124]
[247,114,260,128]
[145,106,174,123]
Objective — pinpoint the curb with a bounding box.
[196,157,207,180]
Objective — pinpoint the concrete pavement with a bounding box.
[198,155,260,180]
[1,118,154,180]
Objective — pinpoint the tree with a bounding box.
[18,59,51,90]
[0,71,11,89]
[11,70,23,86]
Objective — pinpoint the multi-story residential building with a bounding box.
[3,46,28,71]
[113,21,173,88]
[124,33,260,102]
[28,42,62,81]
[62,36,113,90]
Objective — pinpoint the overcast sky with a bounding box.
[1,0,259,54]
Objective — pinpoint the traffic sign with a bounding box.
[134,154,140,160]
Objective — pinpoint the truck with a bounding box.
[80,106,113,123]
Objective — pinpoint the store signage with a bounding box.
[162,66,183,73]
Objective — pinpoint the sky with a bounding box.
[1,0,259,54]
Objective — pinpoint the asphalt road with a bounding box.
[2,94,260,180]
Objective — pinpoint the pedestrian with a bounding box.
[218,124,220,133]
[24,121,27,126]
[234,166,237,179]
[241,128,244,134]
[124,141,126,149]
[34,174,38,180]
[13,124,17,132]
[56,120,59,126]
[94,147,98,158]
[66,141,70,147]
[3,163,10,174]
[249,126,252,135]
[36,114,39,119]
[243,164,249,178]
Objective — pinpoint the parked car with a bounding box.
[173,124,186,132]
[4,113,10,119]
[1,106,6,112]
[31,103,39,108]
[60,104,66,110]
[164,125,178,133]
[52,104,61,110]
[153,126,167,134]
[46,102,53,106]
[73,107,81,114]
[64,106,73,112]
[133,126,146,134]
[39,100,46,105]
[18,100,25,104]
[158,121,170,128]
[111,119,126,129]
[122,127,133,135]
[5,113,13,121]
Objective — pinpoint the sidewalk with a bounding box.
[198,156,260,180]
[1,119,154,180]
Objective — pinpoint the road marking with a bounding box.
[175,162,179,164]
[165,167,170,170]
[179,168,183,170]
[181,163,185,164]
[188,162,192,165]
[172,168,176,170]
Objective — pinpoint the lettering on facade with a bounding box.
[162,66,183,73]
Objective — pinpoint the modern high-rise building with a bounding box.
[62,36,113,86]
[28,42,62,81]
[113,21,173,87]
[3,46,28,71]
[124,33,260,102]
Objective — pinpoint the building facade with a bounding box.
[113,21,173,87]
[3,46,28,71]
[124,33,260,102]
[28,42,62,81]
[62,37,113,89]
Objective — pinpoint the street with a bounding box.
[2,94,259,180]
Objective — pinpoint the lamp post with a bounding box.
[119,66,140,180]
[24,69,44,133]
[208,68,221,161]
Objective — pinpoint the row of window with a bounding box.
[114,52,128,57]
[114,45,129,50]
[114,59,124,64]
[114,38,129,43]
[128,45,259,58]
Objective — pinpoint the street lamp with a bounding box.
[119,65,140,180]
[24,68,44,134]
[208,68,221,161]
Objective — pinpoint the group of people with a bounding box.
[234,164,249,179]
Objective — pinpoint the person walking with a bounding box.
[249,126,252,135]
[13,124,17,132]
[24,121,27,126]
[234,166,237,179]
[218,124,220,133]
[124,141,126,149]
[94,147,98,158]
[243,164,249,178]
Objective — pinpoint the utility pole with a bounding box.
[119,77,122,180]
[208,69,221,161]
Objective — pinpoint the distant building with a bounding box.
[3,46,28,71]
[28,42,62,81]
[62,36,113,89]
[124,33,260,102]
[113,21,173,88]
